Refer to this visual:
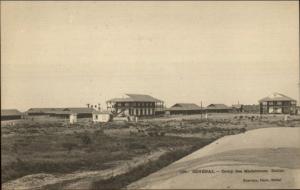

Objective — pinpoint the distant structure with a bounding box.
[69,113,77,124]
[106,94,164,117]
[231,104,244,113]
[26,107,95,118]
[1,109,22,121]
[206,104,231,113]
[165,103,203,115]
[259,92,297,115]
[87,103,101,111]
[92,110,112,123]
[242,104,260,114]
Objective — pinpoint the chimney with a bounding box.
[98,103,101,111]
[87,103,90,108]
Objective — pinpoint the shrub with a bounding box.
[62,142,77,153]
[80,134,92,145]
[127,143,147,150]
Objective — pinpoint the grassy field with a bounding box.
[1,113,300,189]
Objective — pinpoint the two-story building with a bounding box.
[106,94,164,117]
[259,92,297,115]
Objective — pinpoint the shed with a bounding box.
[206,104,231,113]
[69,113,77,124]
[166,103,203,115]
[93,111,112,123]
[63,108,95,118]
[1,109,22,121]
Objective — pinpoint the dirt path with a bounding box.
[2,149,167,190]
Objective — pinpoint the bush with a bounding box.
[62,142,77,153]
[80,134,92,145]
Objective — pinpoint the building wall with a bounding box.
[93,113,111,122]
[168,110,203,115]
[69,114,77,124]
[1,115,22,121]
[108,101,157,117]
[206,109,231,113]
[260,101,297,115]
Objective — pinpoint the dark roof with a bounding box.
[63,108,95,114]
[259,92,296,102]
[1,109,22,116]
[53,111,73,115]
[107,94,163,103]
[206,104,230,110]
[27,108,65,113]
[167,103,202,111]
[93,110,112,114]
[27,107,95,114]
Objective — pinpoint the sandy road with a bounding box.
[128,127,300,189]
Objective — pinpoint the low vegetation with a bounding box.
[92,145,202,190]
[2,114,299,188]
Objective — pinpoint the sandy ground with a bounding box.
[128,127,300,189]
[2,149,167,190]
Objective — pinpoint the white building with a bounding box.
[93,111,111,123]
[69,113,77,124]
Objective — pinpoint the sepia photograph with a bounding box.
[1,1,300,189]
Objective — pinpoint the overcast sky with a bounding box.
[1,1,299,111]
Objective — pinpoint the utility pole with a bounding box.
[201,101,203,120]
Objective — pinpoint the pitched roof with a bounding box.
[63,107,96,114]
[259,92,296,102]
[167,103,202,111]
[93,110,112,114]
[27,107,95,114]
[126,94,163,102]
[1,109,22,116]
[27,108,65,113]
[107,94,163,102]
[206,104,230,110]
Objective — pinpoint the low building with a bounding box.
[26,107,95,118]
[63,108,95,118]
[106,94,164,117]
[259,92,297,115]
[206,104,231,113]
[1,109,22,121]
[26,108,64,116]
[69,113,77,124]
[165,103,203,115]
[93,111,112,123]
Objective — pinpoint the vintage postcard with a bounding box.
[1,1,299,189]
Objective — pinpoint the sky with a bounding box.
[1,1,299,111]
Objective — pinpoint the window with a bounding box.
[262,102,267,106]
[276,101,282,106]
[291,101,296,105]
[95,115,98,119]
[268,102,273,106]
